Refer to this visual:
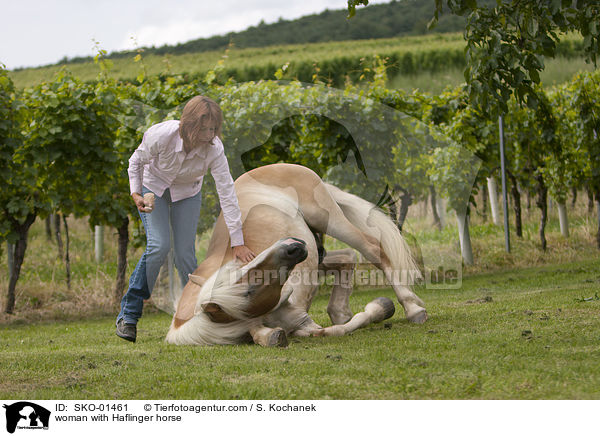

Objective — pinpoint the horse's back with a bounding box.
[235,163,323,193]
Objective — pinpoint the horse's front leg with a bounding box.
[248,323,288,347]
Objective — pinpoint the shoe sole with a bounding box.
[116,328,136,343]
[116,332,136,342]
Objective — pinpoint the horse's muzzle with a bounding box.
[279,238,308,265]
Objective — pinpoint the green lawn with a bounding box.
[1,257,599,400]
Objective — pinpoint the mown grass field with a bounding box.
[1,256,599,400]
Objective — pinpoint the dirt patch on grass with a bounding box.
[0,375,70,398]
[465,296,493,304]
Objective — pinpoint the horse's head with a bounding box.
[189,237,308,323]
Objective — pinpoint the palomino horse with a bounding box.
[166,163,426,346]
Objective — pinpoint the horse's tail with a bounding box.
[324,183,422,284]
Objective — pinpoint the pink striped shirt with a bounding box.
[128,120,244,247]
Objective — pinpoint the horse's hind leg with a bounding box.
[320,248,357,325]
[303,184,426,323]
[393,285,426,323]
[317,251,420,329]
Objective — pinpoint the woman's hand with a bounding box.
[232,245,256,263]
[132,192,148,212]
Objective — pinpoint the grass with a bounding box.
[1,194,600,399]
[1,256,599,399]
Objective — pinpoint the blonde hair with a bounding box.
[179,96,223,148]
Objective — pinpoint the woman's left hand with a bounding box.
[232,245,256,263]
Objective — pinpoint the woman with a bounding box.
[116,96,255,342]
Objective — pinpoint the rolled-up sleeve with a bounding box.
[210,149,244,247]
[128,131,158,195]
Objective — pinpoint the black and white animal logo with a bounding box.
[3,402,50,433]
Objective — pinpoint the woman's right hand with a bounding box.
[132,192,148,212]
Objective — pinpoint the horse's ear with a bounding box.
[201,302,237,323]
[188,273,206,287]
[201,302,221,313]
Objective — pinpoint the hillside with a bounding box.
[8,33,469,88]
[8,30,589,91]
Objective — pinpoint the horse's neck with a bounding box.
[196,252,233,279]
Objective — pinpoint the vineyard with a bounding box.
[1,41,600,318]
[7,32,588,89]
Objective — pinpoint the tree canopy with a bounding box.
[349,0,600,116]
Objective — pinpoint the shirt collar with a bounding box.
[176,136,214,157]
[175,136,184,153]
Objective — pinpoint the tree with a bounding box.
[349,1,600,116]
[85,78,137,302]
[347,0,370,17]
[503,85,567,251]
[24,71,122,288]
[358,60,433,230]
[542,84,589,238]
[566,70,600,248]
[349,0,600,252]
[432,0,599,115]
[0,67,51,313]
[427,142,481,265]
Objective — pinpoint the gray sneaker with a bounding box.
[116,319,137,342]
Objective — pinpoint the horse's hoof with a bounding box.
[407,308,428,324]
[373,297,396,320]
[267,328,288,347]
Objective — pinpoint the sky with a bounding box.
[1,0,391,70]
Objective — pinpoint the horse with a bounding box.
[165,163,427,346]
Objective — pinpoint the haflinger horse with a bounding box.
[166,163,427,346]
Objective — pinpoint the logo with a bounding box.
[2,402,50,433]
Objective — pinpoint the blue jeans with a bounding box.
[117,187,202,325]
